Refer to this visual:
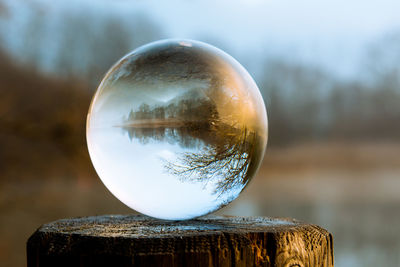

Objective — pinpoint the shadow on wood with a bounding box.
[27,215,334,267]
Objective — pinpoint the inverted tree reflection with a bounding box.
[164,126,262,196]
[120,98,263,197]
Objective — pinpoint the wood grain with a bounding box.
[27,215,334,267]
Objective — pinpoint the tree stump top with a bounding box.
[36,214,306,237]
[28,215,334,267]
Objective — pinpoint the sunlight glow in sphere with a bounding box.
[87,39,268,220]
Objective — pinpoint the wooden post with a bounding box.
[27,215,334,267]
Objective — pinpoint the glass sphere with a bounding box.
[87,39,268,220]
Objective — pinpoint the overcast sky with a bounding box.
[2,0,400,79]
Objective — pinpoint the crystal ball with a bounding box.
[87,39,268,220]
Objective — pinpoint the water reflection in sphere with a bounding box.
[87,39,268,220]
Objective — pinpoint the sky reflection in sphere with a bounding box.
[87,39,268,220]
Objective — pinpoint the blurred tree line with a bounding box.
[0,2,400,184]
[259,41,400,146]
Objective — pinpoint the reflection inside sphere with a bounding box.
[87,39,268,220]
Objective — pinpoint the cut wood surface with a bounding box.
[27,215,334,267]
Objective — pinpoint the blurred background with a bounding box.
[1,0,400,266]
